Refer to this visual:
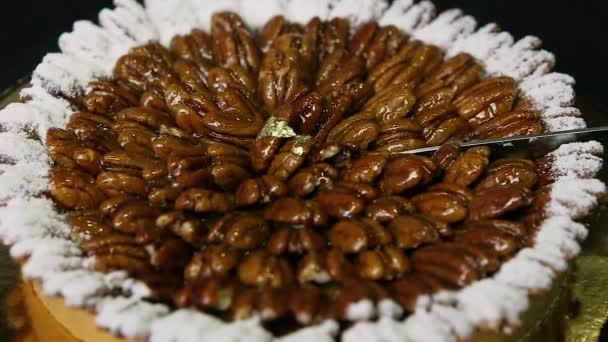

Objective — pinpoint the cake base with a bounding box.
[21,281,130,342]
[18,271,571,342]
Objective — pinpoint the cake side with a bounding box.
[0,1,604,342]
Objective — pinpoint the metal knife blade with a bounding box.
[398,126,608,158]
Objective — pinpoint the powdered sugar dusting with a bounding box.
[240,0,286,28]
[456,280,529,328]
[278,320,339,342]
[285,0,334,24]
[495,257,556,291]
[329,0,389,29]
[96,296,169,338]
[402,311,454,342]
[59,20,135,75]
[346,299,376,321]
[430,304,474,338]
[547,178,605,219]
[10,237,82,259]
[380,0,436,33]
[0,102,67,142]
[0,197,70,244]
[149,309,225,342]
[413,9,477,50]
[144,0,202,46]
[485,36,555,80]
[20,85,73,127]
[447,23,514,60]
[99,0,159,45]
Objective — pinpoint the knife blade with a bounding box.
[397,126,608,158]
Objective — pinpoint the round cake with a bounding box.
[0,1,605,341]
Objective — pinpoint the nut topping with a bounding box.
[47,12,551,328]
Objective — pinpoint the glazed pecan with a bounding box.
[368,40,443,92]
[350,22,407,70]
[467,110,544,140]
[110,199,161,235]
[366,196,415,222]
[431,143,461,171]
[333,278,388,320]
[207,213,269,250]
[475,158,538,191]
[316,49,368,101]
[372,118,426,153]
[264,198,327,227]
[320,18,350,59]
[267,226,325,255]
[170,28,215,78]
[329,219,392,253]
[454,226,519,258]
[412,183,470,223]
[258,16,303,52]
[258,35,310,112]
[297,249,354,283]
[113,122,156,158]
[50,168,106,209]
[175,276,239,311]
[66,112,120,152]
[237,250,294,288]
[267,136,314,180]
[325,112,379,152]
[356,246,410,280]
[443,146,491,187]
[313,87,354,144]
[89,253,152,275]
[453,76,516,127]
[184,245,240,282]
[390,273,446,312]
[96,171,147,197]
[288,163,338,197]
[82,81,139,116]
[388,215,441,249]
[343,154,387,184]
[235,175,288,207]
[211,12,261,83]
[149,237,192,271]
[412,244,480,288]
[468,184,533,221]
[315,189,365,219]
[417,53,483,97]
[380,155,437,194]
[68,210,114,241]
[361,83,416,122]
[165,83,265,144]
[113,43,178,94]
[156,210,206,246]
[47,128,82,169]
[175,188,233,213]
[289,284,324,324]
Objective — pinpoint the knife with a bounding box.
[398,126,608,158]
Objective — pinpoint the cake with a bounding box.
[0,0,605,341]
